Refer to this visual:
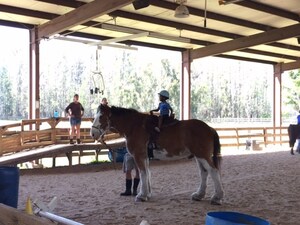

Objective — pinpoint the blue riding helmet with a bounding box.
[158,90,169,99]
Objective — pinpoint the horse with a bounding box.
[91,105,224,205]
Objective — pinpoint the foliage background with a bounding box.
[1,26,299,125]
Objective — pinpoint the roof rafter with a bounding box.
[37,0,133,39]
[150,0,275,31]
[277,59,300,72]
[235,0,300,22]
[190,23,300,60]
[26,0,300,54]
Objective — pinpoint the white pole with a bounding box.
[38,211,84,225]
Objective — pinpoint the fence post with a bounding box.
[235,128,239,149]
[263,127,267,147]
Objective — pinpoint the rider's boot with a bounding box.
[120,179,132,196]
[132,178,140,196]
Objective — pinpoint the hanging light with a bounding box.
[174,0,189,18]
[174,4,189,18]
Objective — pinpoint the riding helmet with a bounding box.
[158,90,169,99]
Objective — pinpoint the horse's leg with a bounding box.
[194,158,224,205]
[191,158,208,201]
[210,166,224,205]
[134,156,151,202]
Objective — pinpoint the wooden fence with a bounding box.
[0,117,291,166]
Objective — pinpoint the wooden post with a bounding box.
[235,128,239,149]
[29,27,40,120]
[181,50,191,120]
[0,203,55,225]
[66,152,73,166]
[273,64,282,145]
[52,157,56,168]
[263,127,267,147]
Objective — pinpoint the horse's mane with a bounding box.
[111,106,140,116]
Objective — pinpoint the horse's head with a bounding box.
[90,104,111,140]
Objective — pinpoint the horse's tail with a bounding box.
[212,129,222,170]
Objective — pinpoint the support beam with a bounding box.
[273,64,282,128]
[190,23,300,60]
[37,0,133,40]
[29,27,40,120]
[181,50,191,120]
[278,59,300,72]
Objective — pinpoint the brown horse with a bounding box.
[91,105,224,204]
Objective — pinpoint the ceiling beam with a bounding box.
[35,0,85,8]
[215,54,276,65]
[235,0,300,22]
[2,0,299,64]
[0,4,56,20]
[150,0,274,32]
[190,23,300,60]
[110,10,300,53]
[69,32,186,52]
[277,60,300,72]
[0,19,34,29]
[27,1,300,53]
[37,0,133,39]
[2,3,297,62]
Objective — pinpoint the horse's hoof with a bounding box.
[135,196,148,202]
[210,197,222,205]
[191,192,205,201]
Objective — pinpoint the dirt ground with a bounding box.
[17,148,300,225]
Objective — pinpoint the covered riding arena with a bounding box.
[0,0,300,225]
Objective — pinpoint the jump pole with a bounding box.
[37,211,84,225]
[32,197,84,225]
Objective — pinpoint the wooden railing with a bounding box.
[0,117,290,157]
[216,126,289,148]
[0,117,120,156]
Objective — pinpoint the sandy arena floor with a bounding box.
[17,148,300,225]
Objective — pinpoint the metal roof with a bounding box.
[1,0,300,65]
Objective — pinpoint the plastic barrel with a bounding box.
[205,211,270,225]
[0,166,20,208]
[108,147,127,162]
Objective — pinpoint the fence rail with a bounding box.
[0,117,291,166]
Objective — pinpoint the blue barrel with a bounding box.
[108,147,127,162]
[206,211,270,225]
[0,166,20,208]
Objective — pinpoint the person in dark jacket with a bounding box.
[65,94,84,144]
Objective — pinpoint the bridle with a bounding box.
[92,112,118,167]
[92,112,112,135]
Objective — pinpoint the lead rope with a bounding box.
[98,117,117,170]
[99,134,117,170]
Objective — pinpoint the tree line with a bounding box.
[2,39,299,123]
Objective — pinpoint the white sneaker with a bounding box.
[154,127,160,132]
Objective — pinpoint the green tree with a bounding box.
[283,69,300,112]
[0,67,14,119]
[191,58,272,122]
[160,59,180,117]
